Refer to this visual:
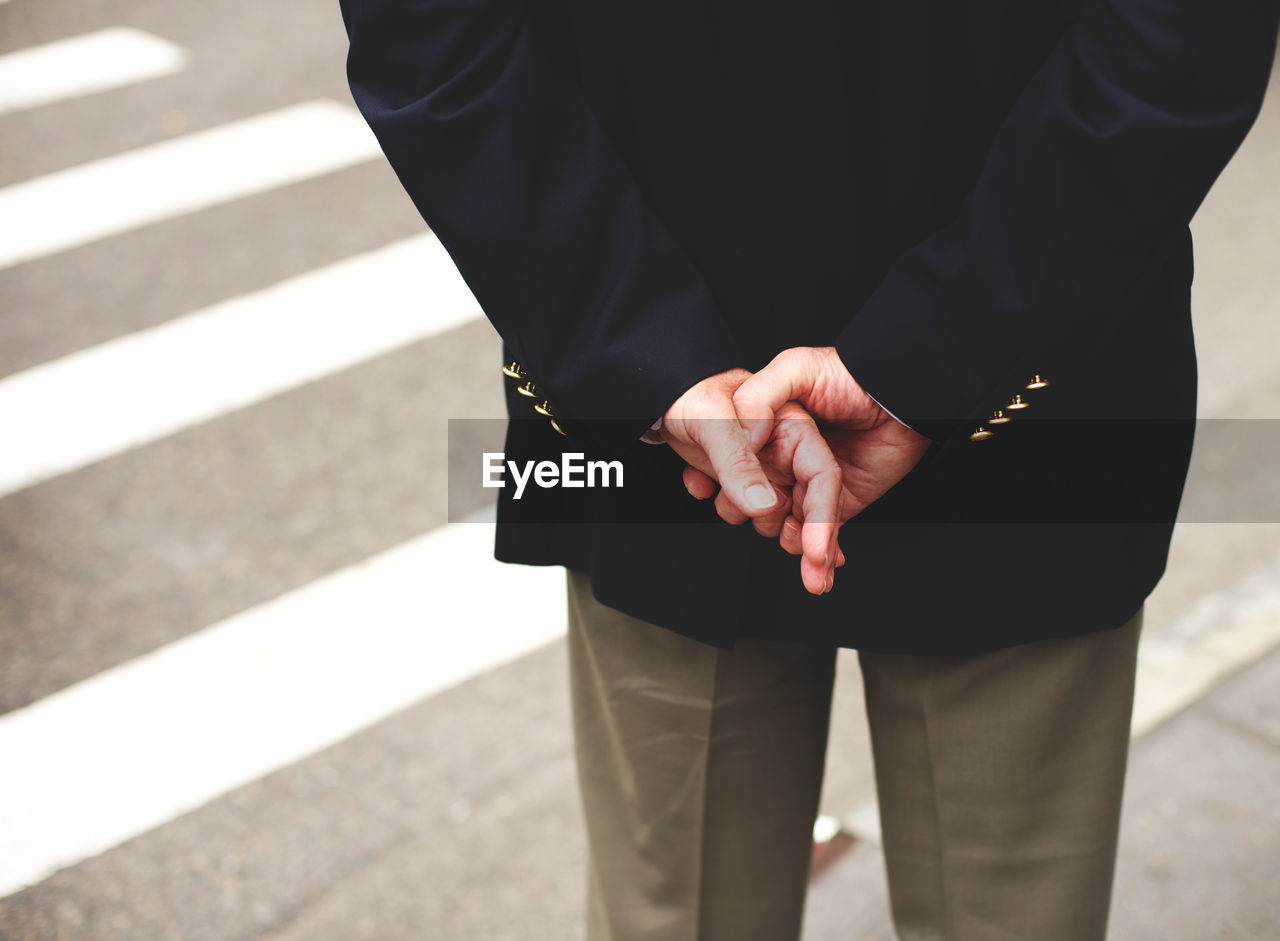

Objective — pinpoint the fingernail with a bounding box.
[825,572,834,593]
[745,484,776,510]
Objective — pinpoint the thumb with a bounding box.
[733,349,818,438]
[684,407,778,518]
[732,381,777,453]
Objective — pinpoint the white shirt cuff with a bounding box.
[640,416,665,445]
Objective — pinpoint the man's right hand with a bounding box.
[660,369,845,594]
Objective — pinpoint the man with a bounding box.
[340,1,1279,937]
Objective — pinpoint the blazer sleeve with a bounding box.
[338,0,748,454]
[835,0,1280,446]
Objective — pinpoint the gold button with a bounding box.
[549,418,567,436]
[517,381,539,398]
[970,427,995,442]
[1025,375,1049,390]
[1006,394,1029,410]
[988,410,1011,424]
[534,400,554,417]
[502,361,527,380]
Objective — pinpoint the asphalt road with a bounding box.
[0,2,1277,938]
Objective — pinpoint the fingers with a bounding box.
[735,346,885,434]
[666,365,856,594]
[727,373,778,454]
[662,369,777,518]
[749,461,797,538]
[711,488,792,536]
[762,403,844,593]
[780,515,803,555]
[750,497,791,539]
[710,488,745,525]
[690,416,778,517]
[732,348,814,426]
[682,466,717,501]
[673,429,792,529]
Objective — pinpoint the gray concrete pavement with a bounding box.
[1,0,1278,938]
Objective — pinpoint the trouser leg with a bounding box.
[859,610,1143,941]
[565,569,838,941]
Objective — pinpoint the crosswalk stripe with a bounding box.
[0,520,566,898]
[1131,544,1280,736]
[0,233,481,498]
[0,99,382,270]
[0,28,187,115]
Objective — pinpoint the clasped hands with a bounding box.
[660,347,931,595]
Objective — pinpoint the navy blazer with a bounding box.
[341,0,1279,652]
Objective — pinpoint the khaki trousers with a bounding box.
[566,569,1142,941]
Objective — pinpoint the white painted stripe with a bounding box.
[0,234,481,498]
[0,28,187,115]
[1131,544,1280,736]
[0,100,381,269]
[0,520,567,897]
